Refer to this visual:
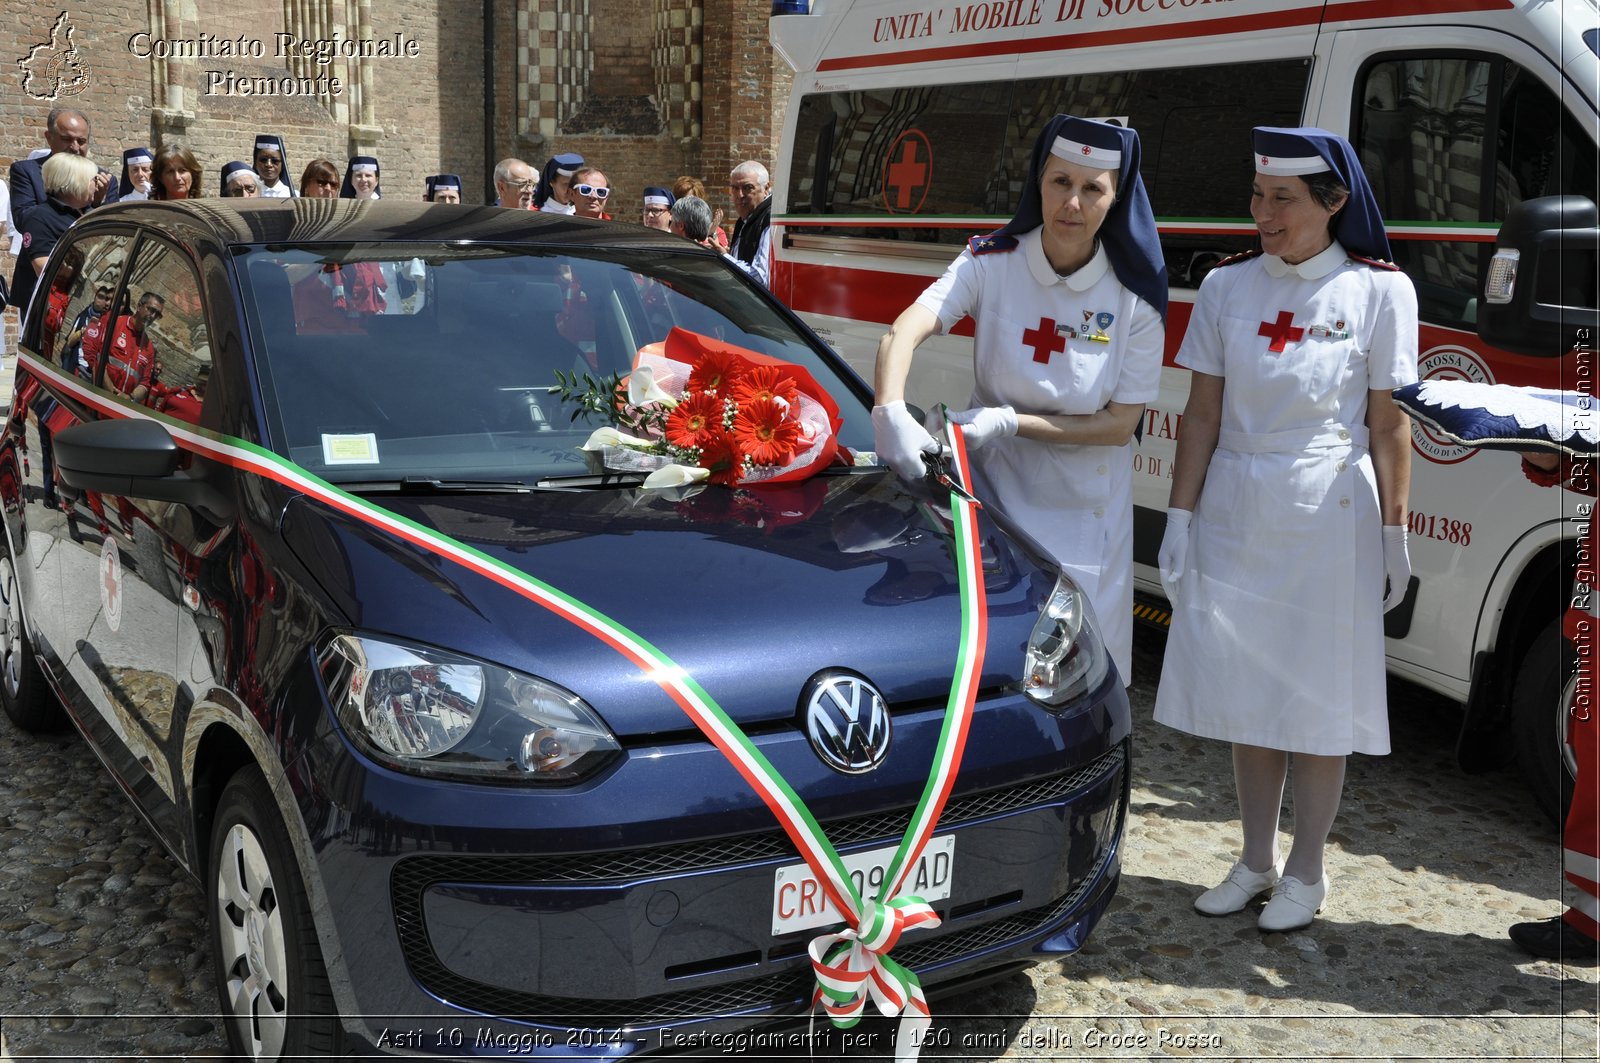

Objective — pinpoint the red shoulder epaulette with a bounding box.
[1349,253,1401,272]
[1214,249,1261,269]
[967,233,1017,255]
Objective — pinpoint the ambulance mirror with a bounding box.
[1477,195,1599,357]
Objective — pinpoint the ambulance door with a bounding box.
[1318,26,1599,693]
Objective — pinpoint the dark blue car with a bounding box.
[0,199,1128,1058]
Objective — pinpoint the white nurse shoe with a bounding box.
[1257,874,1327,932]
[1194,860,1282,916]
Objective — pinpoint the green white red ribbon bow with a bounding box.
[19,353,988,1058]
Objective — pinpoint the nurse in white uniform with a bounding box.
[872,114,1167,687]
[535,153,584,215]
[1153,127,1417,932]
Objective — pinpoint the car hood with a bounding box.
[280,472,1055,738]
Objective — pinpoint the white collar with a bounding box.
[1262,240,1347,280]
[1024,230,1110,290]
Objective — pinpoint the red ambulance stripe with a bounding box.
[816,0,1512,72]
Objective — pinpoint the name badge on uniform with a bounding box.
[1308,318,1349,340]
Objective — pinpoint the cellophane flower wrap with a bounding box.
[585,328,842,487]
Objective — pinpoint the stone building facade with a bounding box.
[2,0,793,355]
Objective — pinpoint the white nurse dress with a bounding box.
[1153,242,1418,755]
[916,230,1164,685]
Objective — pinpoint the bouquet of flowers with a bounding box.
[559,328,842,489]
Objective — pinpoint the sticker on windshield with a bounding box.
[322,433,380,465]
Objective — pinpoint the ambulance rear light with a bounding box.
[1484,249,1519,305]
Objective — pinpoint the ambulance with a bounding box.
[766,0,1599,818]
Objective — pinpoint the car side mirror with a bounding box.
[1477,195,1599,357]
[52,417,235,523]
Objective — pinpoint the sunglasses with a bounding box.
[573,184,610,200]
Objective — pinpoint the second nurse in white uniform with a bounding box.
[1154,127,1417,932]
[872,114,1167,686]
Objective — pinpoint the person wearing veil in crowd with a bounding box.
[424,174,463,203]
[252,134,295,198]
[872,114,1167,689]
[118,146,154,201]
[218,161,259,198]
[342,155,382,200]
[534,152,584,215]
[1153,127,1417,933]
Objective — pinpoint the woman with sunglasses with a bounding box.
[570,167,612,221]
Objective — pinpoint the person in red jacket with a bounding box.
[1510,447,1599,964]
[82,291,163,402]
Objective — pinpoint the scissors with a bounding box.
[924,404,983,508]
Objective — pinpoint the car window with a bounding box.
[27,232,132,373]
[95,238,212,421]
[238,245,874,483]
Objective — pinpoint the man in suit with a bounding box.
[9,107,118,229]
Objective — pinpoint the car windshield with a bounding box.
[235,244,873,484]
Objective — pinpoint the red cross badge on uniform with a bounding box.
[1258,310,1304,354]
[1081,145,1091,156]
[1022,317,1066,364]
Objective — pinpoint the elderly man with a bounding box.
[727,160,773,286]
[669,195,718,248]
[492,158,536,208]
[9,108,117,228]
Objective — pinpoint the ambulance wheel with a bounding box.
[1512,619,1578,826]
[0,547,65,732]
[208,765,343,1060]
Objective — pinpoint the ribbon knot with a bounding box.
[808,896,940,1059]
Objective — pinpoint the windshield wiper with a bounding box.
[345,477,534,495]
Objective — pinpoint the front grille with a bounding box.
[393,743,1126,1028]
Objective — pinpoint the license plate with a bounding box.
[771,836,955,936]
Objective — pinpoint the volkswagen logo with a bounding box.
[803,671,891,774]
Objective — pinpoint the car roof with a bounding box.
[89,198,713,252]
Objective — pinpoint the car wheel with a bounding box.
[208,765,342,1060]
[1512,618,1579,826]
[0,547,65,731]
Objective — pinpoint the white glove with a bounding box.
[1158,508,1192,605]
[1382,524,1411,613]
[871,400,939,480]
[933,405,1018,451]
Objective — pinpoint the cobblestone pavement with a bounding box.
[1,626,1596,1060]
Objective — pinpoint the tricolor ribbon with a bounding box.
[19,353,988,1056]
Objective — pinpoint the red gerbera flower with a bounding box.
[665,391,726,450]
[731,365,800,409]
[687,348,749,396]
[733,396,805,467]
[696,433,744,485]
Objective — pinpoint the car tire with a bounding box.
[0,547,65,731]
[208,765,343,1060]
[1512,618,1579,826]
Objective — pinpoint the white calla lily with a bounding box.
[581,426,656,451]
[627,366,677,407]
[642,464,711,490]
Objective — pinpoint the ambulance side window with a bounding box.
[784,59,1311,282]
[1357,55,1599,327]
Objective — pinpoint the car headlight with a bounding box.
[1023,574,1110,708]
[321,634,620,783]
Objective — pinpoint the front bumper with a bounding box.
[296,680,1130,1057]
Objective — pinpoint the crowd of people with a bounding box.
[2,107,780,324]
